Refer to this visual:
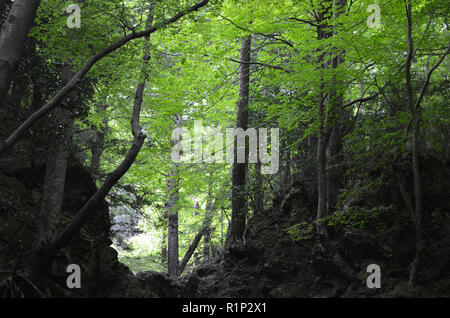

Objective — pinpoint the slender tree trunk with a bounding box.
[405,3,423,286]
[315,0,346,235]
[315,4,331,236]
[167,116,181,277]
[220,208,224,248]
[316,116,331,236]
[0,0,41,106]
[326,47,345,213]
[167,175,179,277]
[229,35,251,245]
[179,227,207,275]
[161,232,167,265]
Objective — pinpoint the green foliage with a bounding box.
[19,0,448,274]
[286,205,395,241]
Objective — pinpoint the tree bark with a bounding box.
[0,0,41,107]
[316,116,331,236]
[229,35,251,245]
[405,3,422,286]
[167,208,179,276]
[167,116,181,277]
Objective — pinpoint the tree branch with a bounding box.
[0,0,210,156]
[414,44,450,110]
[228,58,293,73]
[342,92,378,108]
[178,227,207,275]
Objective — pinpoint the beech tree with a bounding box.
[229,35,251,245]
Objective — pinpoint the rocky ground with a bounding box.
[1,136,449,297]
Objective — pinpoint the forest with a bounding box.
[0,0,449,299]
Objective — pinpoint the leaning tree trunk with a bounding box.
[22,7,154,293]
[229,35,251,245]
[0,0,41,107]
[179,227,207,275]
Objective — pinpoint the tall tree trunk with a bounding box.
[316,114,331,236]
[405,3,423,286]
[326,42,345,213]
[315,0,346,235]
[167,116,181,277]
[229,35,251,245]
[220,208,224,248]
[0,0,41,106]
[167,174,179,276]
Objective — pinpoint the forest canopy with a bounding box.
[0,0,449,298]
